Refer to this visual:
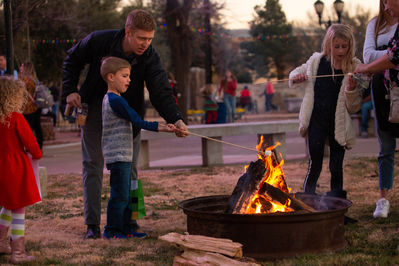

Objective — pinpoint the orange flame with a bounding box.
[245,136,293,214]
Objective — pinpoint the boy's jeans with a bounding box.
[105,162,132,235]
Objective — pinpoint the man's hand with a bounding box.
[174,119,188,137]
[66,92,82,108]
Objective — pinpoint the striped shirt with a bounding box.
[102,92,158,164]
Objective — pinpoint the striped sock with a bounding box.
[10,208,25,241]
[0,207,12,229]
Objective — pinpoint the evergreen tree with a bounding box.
[244,0,297,79]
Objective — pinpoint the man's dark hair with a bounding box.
[125,9,156,32]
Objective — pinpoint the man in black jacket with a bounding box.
[62,10,188,239]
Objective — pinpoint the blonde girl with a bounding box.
[0,76,42,263]
[288,24,362,220]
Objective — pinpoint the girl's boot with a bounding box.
[0,226,11,254]
[10,237,34,264]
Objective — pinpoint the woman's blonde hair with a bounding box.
[0,76,27,125]
[21,61,38,80]
[374,0,395,45]
[322,24,356,74]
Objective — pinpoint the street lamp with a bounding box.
[314,0,344,28]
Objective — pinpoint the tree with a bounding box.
[164,0,195,122]
[244,0,297,79]
[341,6,372,60]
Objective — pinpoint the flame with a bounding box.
[245,136,293,214]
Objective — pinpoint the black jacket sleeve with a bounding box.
[144,49,184,124]
[62,32,97,99]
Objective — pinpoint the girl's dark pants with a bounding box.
[304,121,346,198]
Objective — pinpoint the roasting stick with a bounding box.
[254,73,348,85]
[176,129,272,157]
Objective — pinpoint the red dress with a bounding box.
[0,112,42,209]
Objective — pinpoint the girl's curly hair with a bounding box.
[0,76,27,125]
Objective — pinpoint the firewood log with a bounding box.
[225,159,266,214]
[258,182,316,212]
[159,232,243,258]
[174,250,260,266]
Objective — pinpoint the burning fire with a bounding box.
[245,136,293,214]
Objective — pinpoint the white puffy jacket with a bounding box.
[288,52,363,149]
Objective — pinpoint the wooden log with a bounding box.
[174,250,260,266]
[159,232,243,258]
[225,159,266,214]
[258,182,316,212]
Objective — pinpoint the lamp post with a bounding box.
[314,0,344,29]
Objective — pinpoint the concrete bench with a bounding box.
[138,120,299,168]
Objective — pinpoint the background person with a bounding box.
[20,62,44,150]
[202,84,218,124]
[289,24,362,223]
[264,79,278,112]
[239,85,252,112]
[0,54,18,79]
[218,70,237,123]
[62,9,188,239]
[360,90,373,138]
[357,0,399,219]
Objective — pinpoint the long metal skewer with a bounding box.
[254,73,348,85]
[179,129,272,157]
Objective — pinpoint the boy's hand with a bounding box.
[174,119,189,137]
[158,123,176,133]
[292,73,308,84]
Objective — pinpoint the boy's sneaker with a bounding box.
[103,231,127,240]
[373,198,390,218]
[127,230,147,239]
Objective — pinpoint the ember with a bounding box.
[226,137,315,214]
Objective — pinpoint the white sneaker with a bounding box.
[373,198,390,218]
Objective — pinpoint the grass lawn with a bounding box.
[0,156,398,265]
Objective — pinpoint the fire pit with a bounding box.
[179,193,352,259]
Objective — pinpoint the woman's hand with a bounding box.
[354,63,370,75]
[292,73,308,84]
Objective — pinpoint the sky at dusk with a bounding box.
[222,0,379,29]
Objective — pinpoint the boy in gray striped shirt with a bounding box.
[100,57,175,239]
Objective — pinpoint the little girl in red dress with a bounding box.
[0,76,42,264]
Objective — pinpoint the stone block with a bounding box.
[39,166,48,198]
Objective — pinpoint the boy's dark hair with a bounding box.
[100,57,131,81]
[125,9,156,32]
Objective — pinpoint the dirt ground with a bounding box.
[0,156,398,265]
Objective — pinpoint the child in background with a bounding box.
[0,76,42,263]
[202,84,218,124]
[100,57,176,239]
[289,24,362,223]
